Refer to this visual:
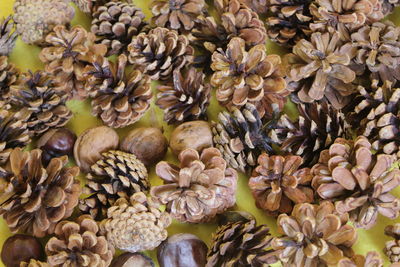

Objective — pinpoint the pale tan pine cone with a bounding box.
[0,56,19,107]
[385,224,400,264]
[239,0,269,14]
[72,0,108,14]
[0,16,17,56]
[338,252,383,267]
[20,260,50,267]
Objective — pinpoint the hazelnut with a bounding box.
[120,127,168,166]
[157,233,208,267]
[169,121,213,156]
[74,126,119,173]
[111,253,154,267]
[1,234,44,267]
[217,211,255,226]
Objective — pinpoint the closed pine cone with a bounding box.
[151,148,238,223]
[46,215,114,267]
[128,27,194,81]
[312,136,400,229]
[0,56,19,107]
[0,16,17,56]
[79,150,149,220]
[156,67,211,124]
[385,224,400,263]
[100,192,171,253]
[85,54,152,128]
[0,148,81,237]
[338,252,383,267]
[206,219,278,266]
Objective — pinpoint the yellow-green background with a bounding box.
[1,0,400,266]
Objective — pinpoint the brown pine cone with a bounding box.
[0,16,17,56]
[272,201,357,266]
[0,56,19,107]
[39,25,107,100]
[72,0,108,14]
[207,219,278,266]
[20,260,50,267]
[10,71,72,136]
[338,252,383,267]
[0,148,81,237]
[79,150,149,220]
[240,0,269,14]
[156,67,211,124]
[385,224,400,263]
[84,54,152,128]
[46,215,114,266]
[312,136,400,229]
[151,148,238,223]
[100,192,171,253]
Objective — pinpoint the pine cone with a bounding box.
[385,224,400,263]
[39,25,107,100]
[0,148,81,237]
[312,136,400,229]
[73,0,109,14]
[151,148,238,223]
[91,2,149,56]
[0,16,17,56]
[79,150,149,220]
[21,260,50,267]
[212,103,275,173]
[100,192,171,253]
[156,67,211,124]
[272,201,357,266]
[338,252,383,267]
[46,215,114,267]
[206,220,278,266]
[269,101,350,167]
[13,0,75,45]
[239,0,269,14]
[10,71,72,136]
[84,54,152,128]
[0,56,19,106]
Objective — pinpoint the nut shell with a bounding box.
[111,253,154,267]
[1,234,44,267]
[37,128,76,165]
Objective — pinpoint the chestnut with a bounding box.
[1,234,44,267]
[37,128,76,165]
[111,252,154,267]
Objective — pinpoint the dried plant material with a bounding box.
[72,0,108,14]
[100,192,171,253]
[272,201,357,266]
[385,224,400,263]
[0,16,17,56]
[207,220,278,266]
[128,27,194,81]
[46,215,114,266]
[21,260,50,267]
[79,150,149,220]
[151,148,238,223]
[156,67,211,124]
[249,153,314,216]
[85,54,152,128]
[0,56,19,107]
[240,0,269,14]
[338,252,383,267]
[0,148,81,237]
[312,136,400,229]
[13,0,75,45]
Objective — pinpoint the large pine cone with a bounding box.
[312,136,400,229]
[385,224,400,263]
[338,252,383,267]
[128,27,194,81]
[207,219,278,266]
[100,192,171,253]
[151,148,237,223]
[79,150,149,220]
[0,16,17,56]
[0,56,19,107]
[46,215,114,266]
[0,148,81,237]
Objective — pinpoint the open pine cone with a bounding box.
[385,224,400,263]
[21,260,49,267]
[240,0,269,14]
[0,16,17,56]
[151,148,238,223]
[72,0,109,14]
[0,56,19,107]
[312,136,400,229]
[0,148,81,237]
[338,252,383,267]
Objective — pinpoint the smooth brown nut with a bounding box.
[157,233,208,267]
[111,252,154,267]
[1,234,44,267]
[120,127,168,166]
[74,126,119,173]
[169,121,213,156]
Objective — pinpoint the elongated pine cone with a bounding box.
[156,67,211,124]
[312,136,400,229]
[338,252,383,267]
[207,219,278,266]
[128,27,194,81]
[0,56,19,106]
[0,148,81,237]
[0,16,17,56]
[46,215,114,267]
[151,148,238,223]
[385,224,400,263]
[100,192,171,253]
[80,150,149,220]
[272,201,358,266]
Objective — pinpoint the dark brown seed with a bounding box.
[111,252,154,267]
[1,234,44,267]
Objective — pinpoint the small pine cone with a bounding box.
[207,220,278,266]
[85,54,152,128]
[212,103,275,173]
[128,27,194,81]
[338,252,383,267]
[0,56,19,106]
[91,2,149,56]
[249,153,314,216]
[0,148,81,237]
[272,201,357,266]
[10,71,72,136]
[151,148,238,223]
[39,25,107,100]
[239,0,269,14]
[73,0,109,14]
[100,192,172,253]
[0,16,17,56]
[156,67,211,124]
[46,215,114,267]
[20,260,50,267]
[13,0,75,45]
[79,150,149,220]
[385,224,400,263]
[312,136,400,229]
